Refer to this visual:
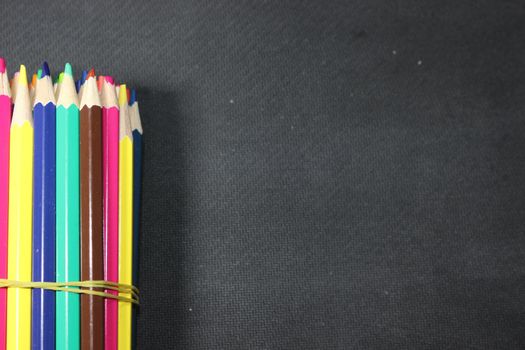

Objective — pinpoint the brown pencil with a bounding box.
[79,68,104,349]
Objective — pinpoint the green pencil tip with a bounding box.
[58,72,64,84]
[37,68,43,79]
[64,63,73,77]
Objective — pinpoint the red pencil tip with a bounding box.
[87,68,95,78]
[97,75,104,92]
[105,76,114,85]
[0,58,5,73]
[126,88,130,102]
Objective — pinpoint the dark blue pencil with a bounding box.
[130,88,143,349]
[32,62,57,350]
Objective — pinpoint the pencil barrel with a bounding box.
[80,105,104,350]
[103,106,119,350]
[32,102,56,350]
[55,105,80,350]
[0,95,10,350]
[7,122,33,350]
[118,137,133,350]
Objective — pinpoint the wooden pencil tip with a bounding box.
[97,75,104,92]
[129,89,136,105]
[0,58,5,73]
[80,70,87,84]
[41,62,50,78]
[87,68,95,79]
[118,84,127,106]
[18,65,27,86]
[64,63,73,77]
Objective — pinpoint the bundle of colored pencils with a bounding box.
[0,58,143,350]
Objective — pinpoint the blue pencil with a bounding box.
[32,61,57,350]
[129,88,143,348]
[77,70,88,101]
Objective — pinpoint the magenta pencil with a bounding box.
[101,76,119,350]
[0,57,11,350]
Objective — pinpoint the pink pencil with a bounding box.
[0,57,11,350]
[101,76,119,350]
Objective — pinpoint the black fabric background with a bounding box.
[2,0,525,349]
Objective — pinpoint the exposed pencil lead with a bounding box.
[81,70,88,84]
[64,63,73,77]
[129,89,136,105]
[18,65,28,86]
[32,72,39,87]
[41,62,50,78]
[97,75,104,92]
[0,58,5,73]
[118,84,127,106]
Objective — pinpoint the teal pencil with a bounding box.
[55,63,80,350]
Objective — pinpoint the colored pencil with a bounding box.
[118,84,133,350]
[102,76,119,350]
[10,71,18,105]
[54,72,64,100]
[29,72,38,106]
[77,70,88,102]
[129,88,143,348]
[6,64,34,350]
[32,62,56,350]
[79,69,104,350]
[0,58,11,350]
[56,63,80,350]
[97,75,104,94]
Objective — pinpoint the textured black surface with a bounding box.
[3,0,525,349]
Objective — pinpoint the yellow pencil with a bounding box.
[7,65,33,350]
[118,84,133,350]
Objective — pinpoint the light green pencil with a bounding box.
[55,63,80,350]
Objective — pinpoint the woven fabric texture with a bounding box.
[1,0,525,349]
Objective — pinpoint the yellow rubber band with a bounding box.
[0,279,140,305]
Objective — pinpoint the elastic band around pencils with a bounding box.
[0,279,139,304]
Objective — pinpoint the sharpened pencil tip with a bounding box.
[0,58,5,73]
[58,72,64,84]
[105,76,114,85]
[87,68,95,79]
[119,84,127,106]
[129,89,136,105]
[41,62,50,78]
[81,70,87,84]
[97,75,104,92]
[64,63,73,77]
[19,65,27,86]
[32,72,39,86]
